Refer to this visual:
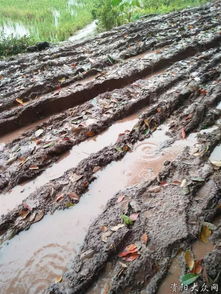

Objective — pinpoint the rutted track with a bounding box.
[0,1,221,294]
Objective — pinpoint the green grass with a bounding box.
[94,0,210,30]
[0,0,95,42]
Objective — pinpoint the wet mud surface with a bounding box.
[0,1,221,293]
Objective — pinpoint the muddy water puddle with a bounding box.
[0,117,50,145]
[209,143,221,163]
[0,126,197,293]
[155,240,214,294]
[0,114,138,216]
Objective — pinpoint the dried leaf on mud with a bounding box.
[191,177,205,182]
[101,231,112,243]
[118,244,140,261]
[140,233,149,245]
[118,244,138,257]
[43,142,54,149]
[116,195,125,203]
[29,165,39,170]
[210,160,221,167]
[35,129,44,137]
[92,166,101,173]
[32,210,44,223]
[119,261,128,268]
[19,209,31,220]
[110,224,125,231]
[55,276,62,283]
[100,226,108,232]
[181,273,200,286]
[16,98,26,106]
[68,192,80,202]
[147,186,161,193]
[191,260,203,275]
[180,179,187,188]
[85,130,95,137]
[184,250,195,270]
[65,202,75,208]
[129,213,139,221]
[123,253,140,261]
[101,231,112,242]
[55,194,64,202]
[200,225,212,243]
[181,127,186,139]
[69,173,83,183]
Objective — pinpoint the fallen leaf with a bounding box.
[69,173,83,183]
[147,186,161,193]
[32,210,44,223]
[198,88,208,95]
[16,98,26,106]
[81,180,89,188]
[35,129,44,137]
[43,142,54,149]
[210,160,221,167]
[55,194,64,202]
[29,165,39,170]
[116,195,125,203]
[55,276,62,283]
[122,145,130,152]
[172,180,181,185]
[180,179,187,188]
[110,224,125,232]
[184,250,195,271]
[191,177,205,182]
[160,181,168,186]
[181,273,199,286]
[200,225,212,243]
[80,249,94,260]
[101,231,112,243]
[58,77,66,83]
[85,130,95,137]
[119,261,128,268]
[140,233,149,245]
[181,127,186,139]
[93,166,101,173]
[19,209,31,219]
[121,214,134,225]
[123,253,140,261]
[100,226,108,232]
[118,244,138,257]
[129,213,139,221]
[191,260,203,275]
[68,192,80,202]
[202,222,217,231]
[65,202,75,208]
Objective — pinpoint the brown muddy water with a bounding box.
[156,240,214,294]
[0,113,139,217]
[0,126,197,294]
[209,143,221,163]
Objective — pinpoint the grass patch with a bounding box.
[93,0,210,30]
[0,0,95,42]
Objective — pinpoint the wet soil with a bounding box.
[0,1,221,293]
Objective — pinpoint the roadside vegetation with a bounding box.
[93,0,209,30]
[0,0,209,58]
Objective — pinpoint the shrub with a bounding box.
[0,34,33,58]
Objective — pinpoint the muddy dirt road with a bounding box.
[0,1,221,294]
